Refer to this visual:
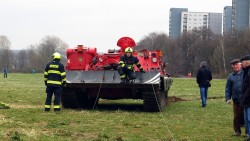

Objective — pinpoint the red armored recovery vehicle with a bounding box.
[61,37,173,112]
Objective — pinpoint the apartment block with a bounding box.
[169,8,188,38]
[232,0,250,32]
[169,8,222,38]
[223,6,232,34]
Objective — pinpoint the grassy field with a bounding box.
[0,73,246,141]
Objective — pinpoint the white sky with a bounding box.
[0,0,231,52]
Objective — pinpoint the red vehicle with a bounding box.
[61,37,172,112]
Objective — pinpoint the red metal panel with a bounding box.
[66,37,165,74]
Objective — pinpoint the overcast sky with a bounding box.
[1,0,231,52]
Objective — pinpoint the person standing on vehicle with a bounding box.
[117,47,145,83]
[225,59,244,136]
[240,55,250,140]
[44,52,66,112]
[196,61,212,107]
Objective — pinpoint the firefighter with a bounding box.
[44,52,66,111]
[117,47,145,83]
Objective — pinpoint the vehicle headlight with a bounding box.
[99,57,103,62]
[152,58,157,62]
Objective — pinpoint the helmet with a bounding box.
[125,47,133,53]
[52,52,61,60]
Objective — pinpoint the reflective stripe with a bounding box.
[62,78,66,81]
[49,64,59,68]
[44,78,48,81]
[120,75,126,78]
[54,105,60,108]
[144,73,160,83]
[127,65,133,70]
[45,105,51,108]
[44,72,48,75]
[48,70,61,75]
[47,80,62,85]
[119,61,124,64]
[122,64,125,67]
[136,62,140,65]
[61,72,66,76]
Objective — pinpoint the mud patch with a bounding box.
[0,114,6,118]
[168,96,186,103]
[208,96,224,99]
[34,121,48,127]
[9,104,41,109]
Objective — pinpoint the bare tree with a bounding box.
[135,32,184,76]
[27,46,42,72]
[219,37,226,74]
[163,38,183,76]
[0,35,11,50]
[136,32,158,50]
[38,36,68,63]
[0,35,11,70]
[28,36,68,72]
[17,50,29,72]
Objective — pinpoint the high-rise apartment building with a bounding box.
[180,12,209,33]
[209,13,223,35]
[169,8,188,38]
[232,0,249,32]
[169,8,222,38]
[223,6,232,34]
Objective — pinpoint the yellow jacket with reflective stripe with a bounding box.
[44,60,66,87]
[119,55,142,70]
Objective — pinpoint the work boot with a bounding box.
[244,137,250,141]
[54,108,61,111]
[232,131,241,136]
[45,108,50,112]
[243,134,249,137]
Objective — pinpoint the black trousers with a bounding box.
[45,86,62,108]
[117,65,136,80]
[233,102,245,133]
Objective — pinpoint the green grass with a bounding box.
[0,74,246,141]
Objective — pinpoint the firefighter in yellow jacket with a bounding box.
[117,47,145,83]
[44,52,66,111]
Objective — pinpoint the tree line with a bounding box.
[136,28,250,78]
[0,28,249,78]
[0,35,67,73]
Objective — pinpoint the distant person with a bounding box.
[3,67,7,78]
[240,55,250,140]
[196,61,212,107]
[225,59,244,136]
[44,52,66,112]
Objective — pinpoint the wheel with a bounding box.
[61,88,80,109]
[75,89,99,109]
[143,90,166,112]
[85,97,99,109]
